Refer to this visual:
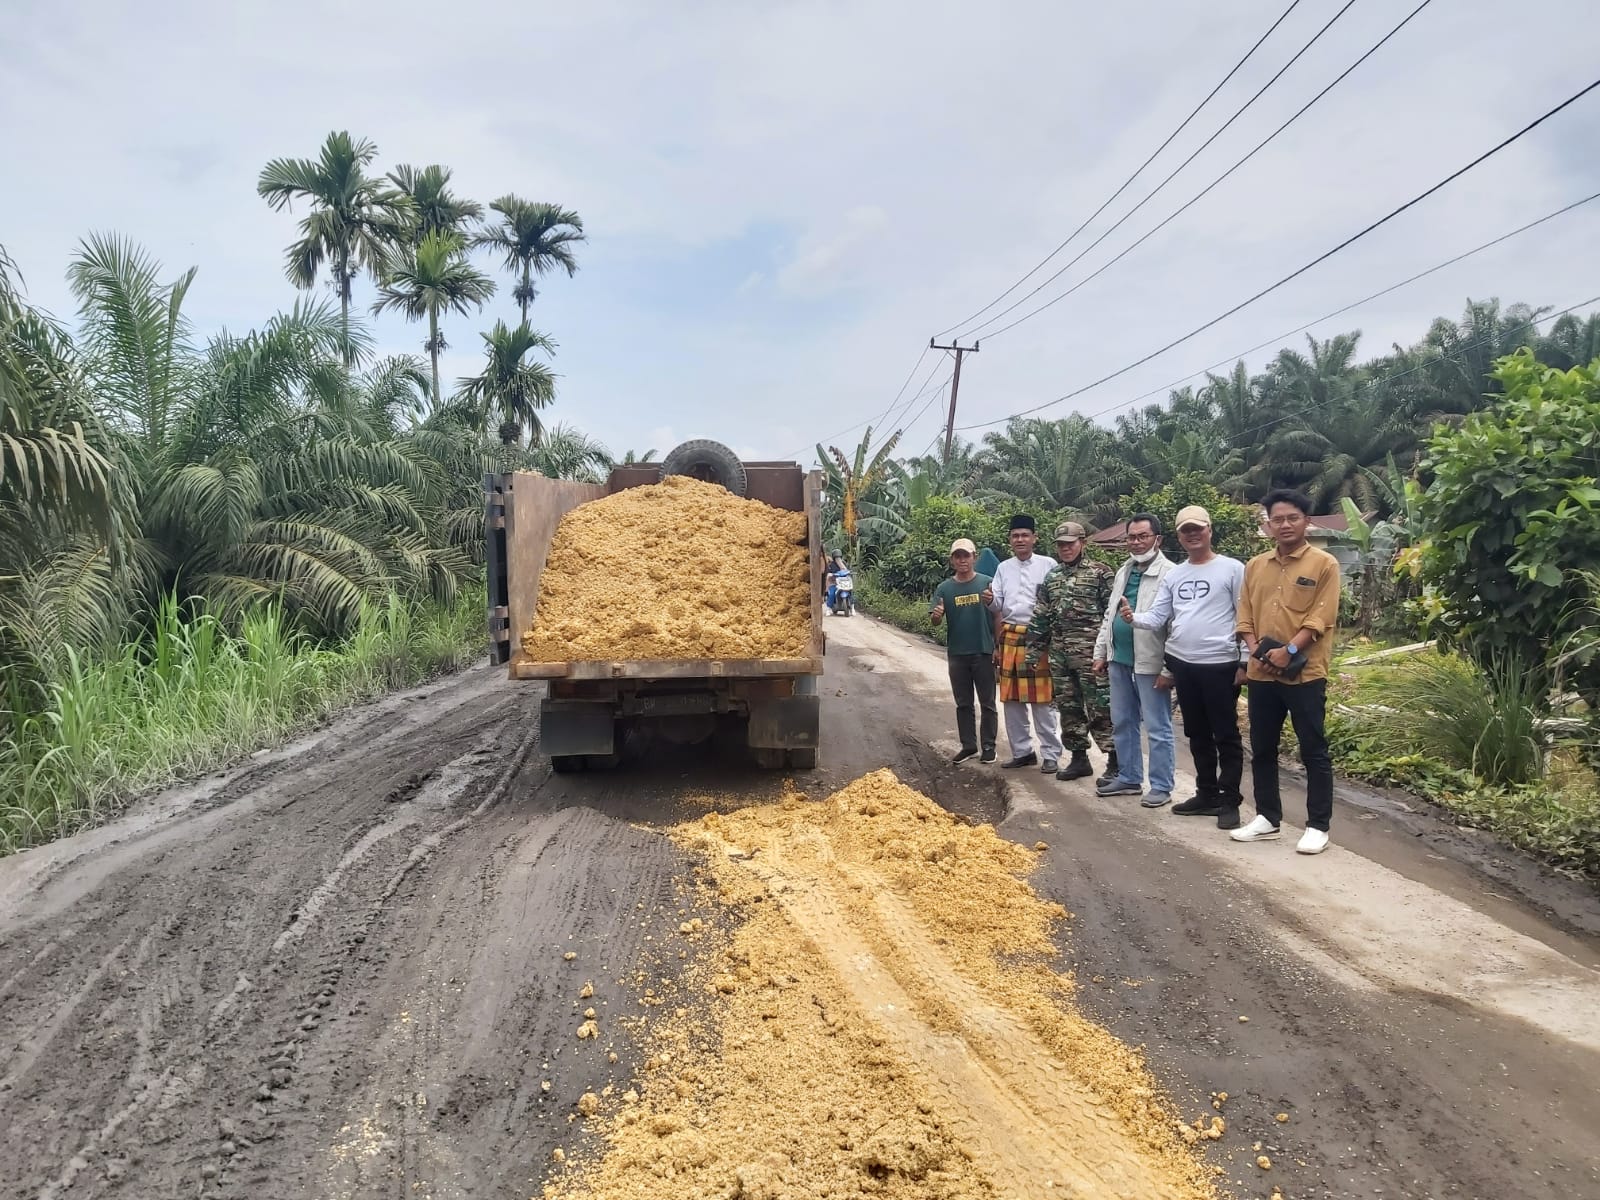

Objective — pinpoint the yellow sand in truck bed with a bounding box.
[521,475,812,665]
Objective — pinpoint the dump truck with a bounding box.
[484,440,825,772]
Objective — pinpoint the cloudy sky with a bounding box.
[4,0,1598,466]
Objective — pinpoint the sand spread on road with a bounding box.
[540,770,1213,1200]
[521,475,812,663]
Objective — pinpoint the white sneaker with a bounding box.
[1297,828,1330,855]
[1229,815,1281,842]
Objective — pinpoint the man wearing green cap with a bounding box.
[1024,521,1115,782]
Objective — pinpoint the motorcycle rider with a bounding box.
[825,551,851,614]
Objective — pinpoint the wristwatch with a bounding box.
[1286,642,1300,657]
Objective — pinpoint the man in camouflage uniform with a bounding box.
[1024,521,1115,782]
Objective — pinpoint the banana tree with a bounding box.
[1339,455,1420,635]
[816,425,903,564]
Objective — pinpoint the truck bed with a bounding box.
[511,656,826,681]
[488,463,825,679]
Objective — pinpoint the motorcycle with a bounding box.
[830,572,854,617]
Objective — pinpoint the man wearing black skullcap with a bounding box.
[984,514,1064,770]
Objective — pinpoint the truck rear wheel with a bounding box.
[786,748,817,770]
[551,755,584,773]
[660,439,747,497]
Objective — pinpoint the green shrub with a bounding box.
[875,497,1008,599]
[1417,351,1600,706]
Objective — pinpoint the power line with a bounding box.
[878,351,952,435]
[787,347,936,461]
[957,74,1600,433]
[793,352,949,464]
[967,0,1431,343]
[865,345,931,436]
[934,0,1308,339]
[1107,188,1600,417]
[1026,294,1600,504]
[897,376,956,455]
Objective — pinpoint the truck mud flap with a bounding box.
[746,695,820,750]
[540,700,616,757]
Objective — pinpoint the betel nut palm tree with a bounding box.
[387,163,483,243]
[371,231,496,405]
[455,320,559,446]
[257,131,413,366]
[473,196,585,323]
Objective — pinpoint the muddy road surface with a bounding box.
[2,615,1598,1199]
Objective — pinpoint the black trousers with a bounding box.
[1165,657,1244,807]
[948,653,999,754]
[1248,679,1334,831]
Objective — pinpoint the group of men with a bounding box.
[928,490,1339,855]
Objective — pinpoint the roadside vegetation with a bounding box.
[1,131,606,853]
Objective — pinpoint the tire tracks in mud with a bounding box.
[0,668,538,1200]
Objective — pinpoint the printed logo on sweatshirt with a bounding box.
[1174,579,1212,601]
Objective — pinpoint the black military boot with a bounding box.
[1055,750,1093,781]
[1096,749,1120,787]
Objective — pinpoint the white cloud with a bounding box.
[776,205,890,296]
[2,0,1597,464]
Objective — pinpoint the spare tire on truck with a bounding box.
[659,439,747,497]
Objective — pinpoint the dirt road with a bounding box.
[2,614,1597,1199]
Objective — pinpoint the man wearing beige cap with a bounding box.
[1119,505,1250,828]
[930,538,998,763]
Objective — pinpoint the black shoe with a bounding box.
[952,747,979,764]
[1215,807,1242,831]
[1040,759,1059,774]
[1056,751,1093,781]
[1097,750,1120,786]
[1172,795,1222,816]
[980,748,997,763]
[1000,752,1038,769]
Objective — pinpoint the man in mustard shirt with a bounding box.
[1232,489,1341,855]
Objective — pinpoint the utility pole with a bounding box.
[929,338,979,465]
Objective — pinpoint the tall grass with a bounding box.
[1351,651,1545,787]
[0,588,485,854]
[1330,648,1599,879]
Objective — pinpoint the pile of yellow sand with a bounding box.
[521,475,812,663]
[541,770,1214,1200]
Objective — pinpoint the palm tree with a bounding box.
[1261,332,1363,415]
[530,424,613,482]
[1409,299,1545,418]
[1249,388,1406,511]
[1537,311,1600,371]
[473,196,585,322]
[619,447,658,464]
[387,164,483,242]
[58,236,474,637]
[2,245,116,545]
[257,131,413,365]
[371,231,496,405]
[454,320,559,446]
[816,426,903,563]
[974,415,1130,524]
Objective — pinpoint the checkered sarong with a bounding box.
[998,623,1053,704]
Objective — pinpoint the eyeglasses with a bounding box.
[1125,532,1156,542]
[1177,525,1207,534]
[1266,515,1305,526]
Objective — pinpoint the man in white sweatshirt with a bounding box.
[1118,506,1249,830]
